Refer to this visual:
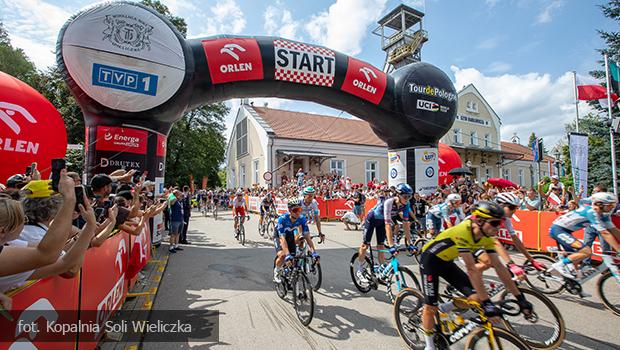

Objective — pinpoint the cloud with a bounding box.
[264,1,300,40]
[451,65,595,147]
[163,0,199,14]
[485,0,499,8]
[1,0,72,69]
[486,61,511,74]
[304,0,387,55]
[191,0,246,37]
[537,0,564,24]
[477,36,502,50]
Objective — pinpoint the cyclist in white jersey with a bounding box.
[232,189,248,236]
[300,187,324,242]
[549,192,620,278]
[426,194,464,236]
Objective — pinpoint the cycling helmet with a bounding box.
[471,201,505,220]
[591,192,618,205]
[446,193,462,203]
[287,197,302,208]
[266,192,272,199]
[236,189,243,196]
[495,192,521,207]
[395,183,413,195]
[6,174,27,189]
[303,186,315,195]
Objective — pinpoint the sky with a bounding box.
[0,0,616,148]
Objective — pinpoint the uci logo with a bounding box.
[416,99,439,112]
[425,166,435,178]
[390,168,398,179]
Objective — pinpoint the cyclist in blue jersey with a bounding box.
[273,198,319,283]
[426,193,465,236]
[549,192,620,278]
[355,183,415,283]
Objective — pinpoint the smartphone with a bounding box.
[74,185,85,212]
[24,165,32,177]
[94,207,105,222]
[51,158,66,192]
[132,170,142,184]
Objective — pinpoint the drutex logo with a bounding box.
[202,38,264,84]
[102,14,153,52]
[341,58,387,105]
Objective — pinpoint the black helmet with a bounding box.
[6,174,27,189]
[471,201,505,220]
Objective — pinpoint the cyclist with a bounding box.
[300,187,324,242]
[259,192,276,228]
[355,183,414,283]
[232,189,248,237]
[273,198,320,283]
[419,201,533,350]
[549,192,620,278]
[474,192,547,277]
[425,193,464,237]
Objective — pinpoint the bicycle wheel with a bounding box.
[240,225,245,245]
[524,254,565,295]
[213,206,218,220]
[349,252,373,293]
[413,238,427,264]
[465,327,530,350]
[597,270,620,316]
[273,257,287,299]
[393,288,426,350]
[292,273,314,326]
[498,287,565,349]
[388,266,421,304]
[305,257,322,291]
[266,221,275,240]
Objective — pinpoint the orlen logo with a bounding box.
[417,99,440,112]
[0,102,40,154]
[202,38,264,84]
[342,57,387,105]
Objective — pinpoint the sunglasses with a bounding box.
[486,219,503,227]
[400,194,412,199]
[506,204,518,211]
[290,207,302,214]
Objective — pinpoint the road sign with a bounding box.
[263,171,272,181]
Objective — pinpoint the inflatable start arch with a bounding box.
[57,1,457,194]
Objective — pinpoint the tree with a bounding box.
[0,21,37,82]
[140,0,187,37]
[164,104,228,187]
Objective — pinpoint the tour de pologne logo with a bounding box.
[102,15,153,52]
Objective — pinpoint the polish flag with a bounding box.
[576,75,618,103]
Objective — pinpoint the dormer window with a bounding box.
[466,101,479,113]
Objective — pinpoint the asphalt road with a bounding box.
[145,210,619,350]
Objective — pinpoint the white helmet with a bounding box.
[495,192,521,207]
[590,192,617,205]
[236,189,243,196]
[446,193,462,203]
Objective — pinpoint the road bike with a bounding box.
[273,250,315,326]
[234,215,249,245]
[350,245,421,304]
[525,249,620,316]
[394,287,530,349]
[211,201,218,220]
[392,223,427,263]
[258,207,277,239]
[300,233,324,291]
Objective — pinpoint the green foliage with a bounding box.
[66,148,85,174]
[140,0,187,37]
[0,22,37,82]
[164,104,228,187]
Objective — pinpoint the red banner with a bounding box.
[156,134,167,157]
[127,225,152,281]
[341,57,387,104]
[202,38,264,84]
[95,126,148,155]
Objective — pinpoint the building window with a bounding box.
[230,168,236,188]
[466,101,479,113]
[330,160,344,177]
[485,168,492,181]
[503,168,511,181]
[253,159,259,184]
[518,169,524,186]
[236,118,248,157]
[453,128,462,144]
[365,161,378,183]
[484,134,491,148]
[240,164,246,188]
[470,130,478,146]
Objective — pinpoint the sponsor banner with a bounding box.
[61,3,185,69]
[274,39,335,87]
[407,83,457,102]
[127,224,151,281]
[61,47,184,112]
[248,196,259,212]
[95,151,147,175]
[202,38,264,84]
[156,134,167,157]
[341,57,387,104]
[388,150,407,188]
[416,99,450,113]
[96,126,148,154]
[151,176,165,245]
[414,147,438,196]
[0,72,68,183]
[325,198,354,219]
[0,275,79,349]
[569,133,588,196]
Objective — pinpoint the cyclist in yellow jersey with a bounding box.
[418,201,532,350]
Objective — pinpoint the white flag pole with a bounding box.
[573,71,580,133]
[604,53,618,196]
